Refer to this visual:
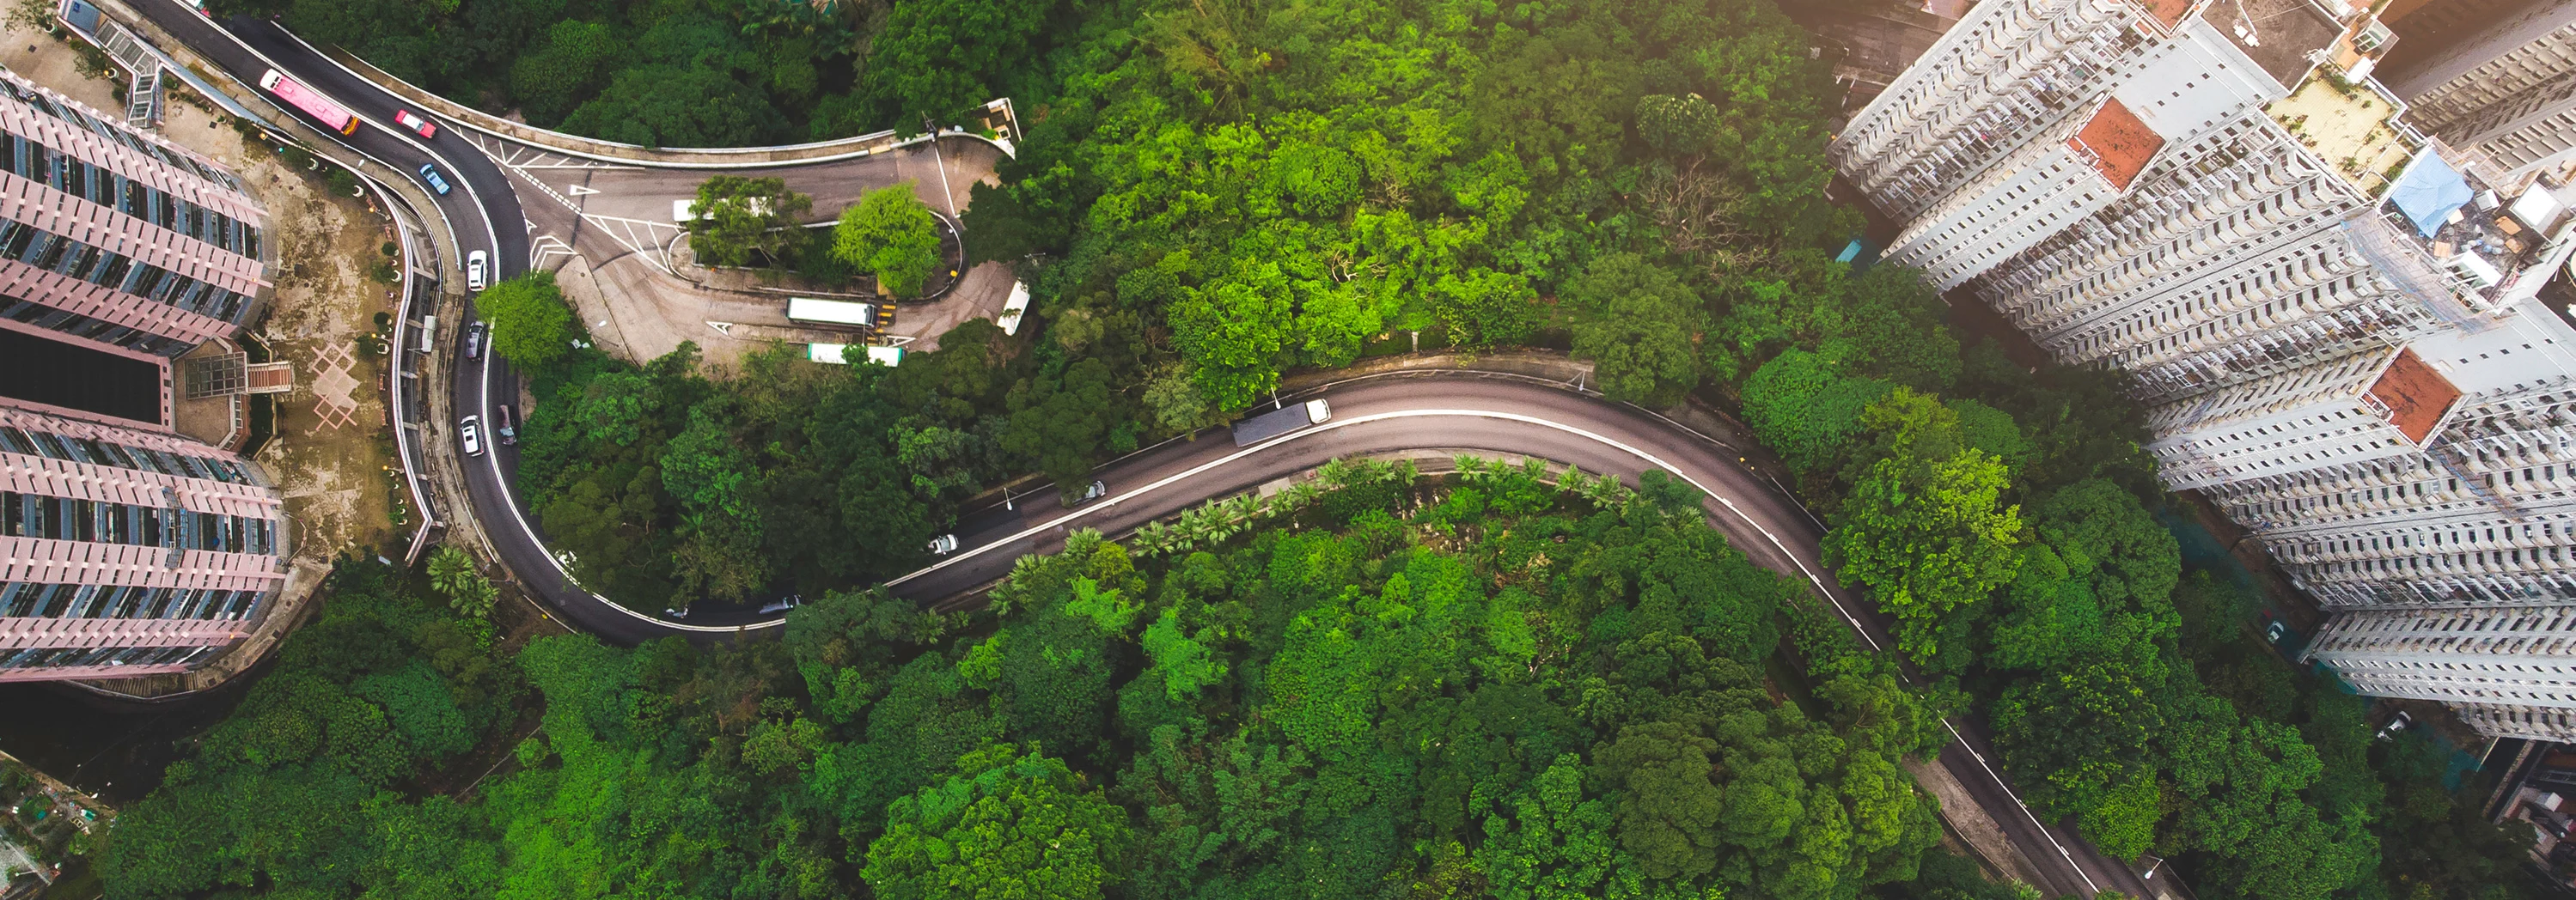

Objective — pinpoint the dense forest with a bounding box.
[89,459,2537,900]
[211,0,1065,145]
[101,459,1967,898]
[101,0,2546,897]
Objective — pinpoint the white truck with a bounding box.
[1231,398,1332,447]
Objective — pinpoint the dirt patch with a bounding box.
[249,161,406,562]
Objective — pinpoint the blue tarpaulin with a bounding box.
[59,0,100,35]
[2389,147,2474,237]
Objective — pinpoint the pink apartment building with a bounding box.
[0,66,283,681]
[0,404,284,681]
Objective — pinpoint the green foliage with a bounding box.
[687,175,815,268]
[861,743,1129,900]
[857,0,1061,133]
[833,184,944,296]
[516,329,1028,609]
[98,557,518,898]
[425,544,497,618]
[1825,390,2023,668]
[1565,253,1707,407]
[476,271,573,370]
[508,20,618,125]
[1743,348,1892,476]
[562,64,779,148]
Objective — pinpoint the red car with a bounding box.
[393,110,436,139]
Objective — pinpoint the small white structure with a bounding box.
[807,344,903,367]
[997,281,1031,336]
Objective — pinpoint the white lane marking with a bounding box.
[889,408,1847,625]
[1943,719,2103,894]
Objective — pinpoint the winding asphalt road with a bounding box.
[129,8,2155,897]
[891,369,2154,900]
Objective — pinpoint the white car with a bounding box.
[458,415,484,457]
[926,533,959,556]
[465,250,488,291]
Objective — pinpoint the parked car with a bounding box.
[463,321,486,361]
[418,162,451,196]
[2266,619,2287,645]
[466,250,487,291]
[2376,710,2413,742]
[758,594,805,615]
[926,533,960,556]
[663,605,689,619]
[458,415,484,457]
[495,404,518,446]
[393,109,436,138]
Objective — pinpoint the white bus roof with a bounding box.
[807,344,902,366]
[786,296,876,326]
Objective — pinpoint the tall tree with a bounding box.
[1825,390,2023,668]
[861,743,1130,900]
[687,175,815,268]
[833,184,945,297]
[1565,254,1707,407]
[477,271,573,370]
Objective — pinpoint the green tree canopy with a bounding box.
[477,271,573,370]
[860,743,1130,900]
[1824,390,2024,668]
[687,175,815,268]
[1566,254,1707,407]
[833,184,945,297]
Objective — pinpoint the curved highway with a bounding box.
[125,10,2153,899]
[888,370,2156,900]
[132,3,583,647]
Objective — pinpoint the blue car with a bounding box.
[418,162,451,196]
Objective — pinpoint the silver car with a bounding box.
[458,415,484,457]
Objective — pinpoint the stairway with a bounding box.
[95,21,162,129]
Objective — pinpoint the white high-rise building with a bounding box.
[1838,0,2576,740]
[2303,603,2576,739]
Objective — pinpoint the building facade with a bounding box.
[0,65,266,363]
[0,404,284,681]
[0,63,284,684]
[1836,0,2576,739]
[2303,604,2576,739]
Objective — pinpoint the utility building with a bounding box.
[1838,0,2576,739]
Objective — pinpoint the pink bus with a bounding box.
[257,69,357,135]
